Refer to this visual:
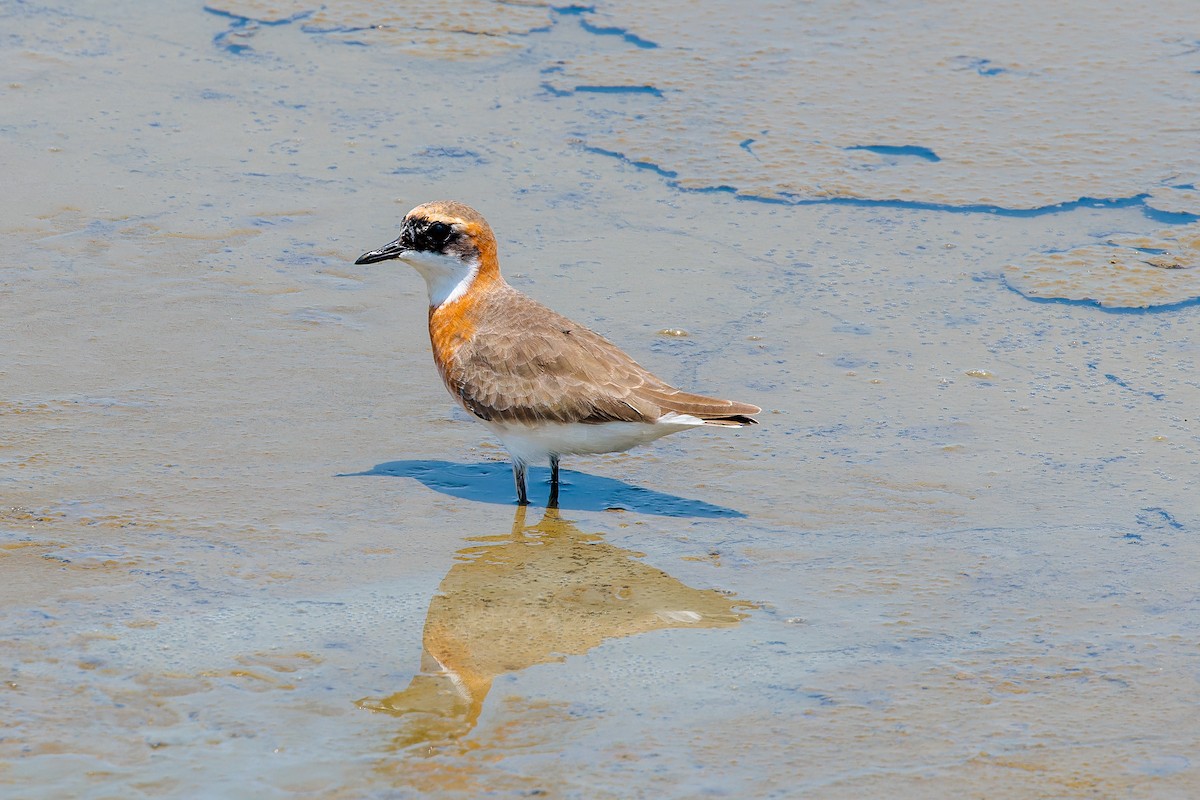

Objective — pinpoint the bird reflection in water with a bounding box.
[357,506,750,750]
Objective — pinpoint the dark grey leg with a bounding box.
[512,460,529,506]
[548,454,560,508]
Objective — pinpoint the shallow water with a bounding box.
[2,1,1198,798]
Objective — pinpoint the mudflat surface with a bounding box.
[2,1,1198,797]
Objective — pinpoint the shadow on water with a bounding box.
[339,459,745,518]
[358,506,751,756]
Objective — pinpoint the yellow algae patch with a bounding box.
[0,545,138,606]
[552,1,1200,209]
[209,0,553,59]
[1006,223,1200,308]
[1,506,66,525]
[236,651,322,674]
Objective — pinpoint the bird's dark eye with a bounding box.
[427,221,452,247]
[407,218,456,252]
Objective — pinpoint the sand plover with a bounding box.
[356,200,759,506]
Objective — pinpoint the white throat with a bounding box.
[401,251,479,307]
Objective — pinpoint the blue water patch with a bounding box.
[1136,507,1184,530]
[213,32,251,55]
[1103,373,1166,400]
[577,18,659,48]
[847,145,941,162]
[1082,361,1166,398]
[205,5,311,55]
[339,459,746,518]
[554,6,659,48]
[809,193,1148,218]
[952,57,1007,76]
[1140,182,1200,222]
[583,145,678,178]
[541,81,573,98]
[740,132,771,160]
[1005,284,1200,314]
[203,5,310,25]
[739,138,764,162]
[1142,206,1200,225]
[579,144,1190,221]
[573,85,664,98]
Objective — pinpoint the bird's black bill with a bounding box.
[354,238,406,265]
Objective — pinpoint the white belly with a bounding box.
[482,415,704,465]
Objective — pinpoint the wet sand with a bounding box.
[2,1,1198,797]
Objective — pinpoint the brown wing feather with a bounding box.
[446,285,758,426]
[636,385,760,424]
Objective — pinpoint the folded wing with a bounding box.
[447,288,760,427]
